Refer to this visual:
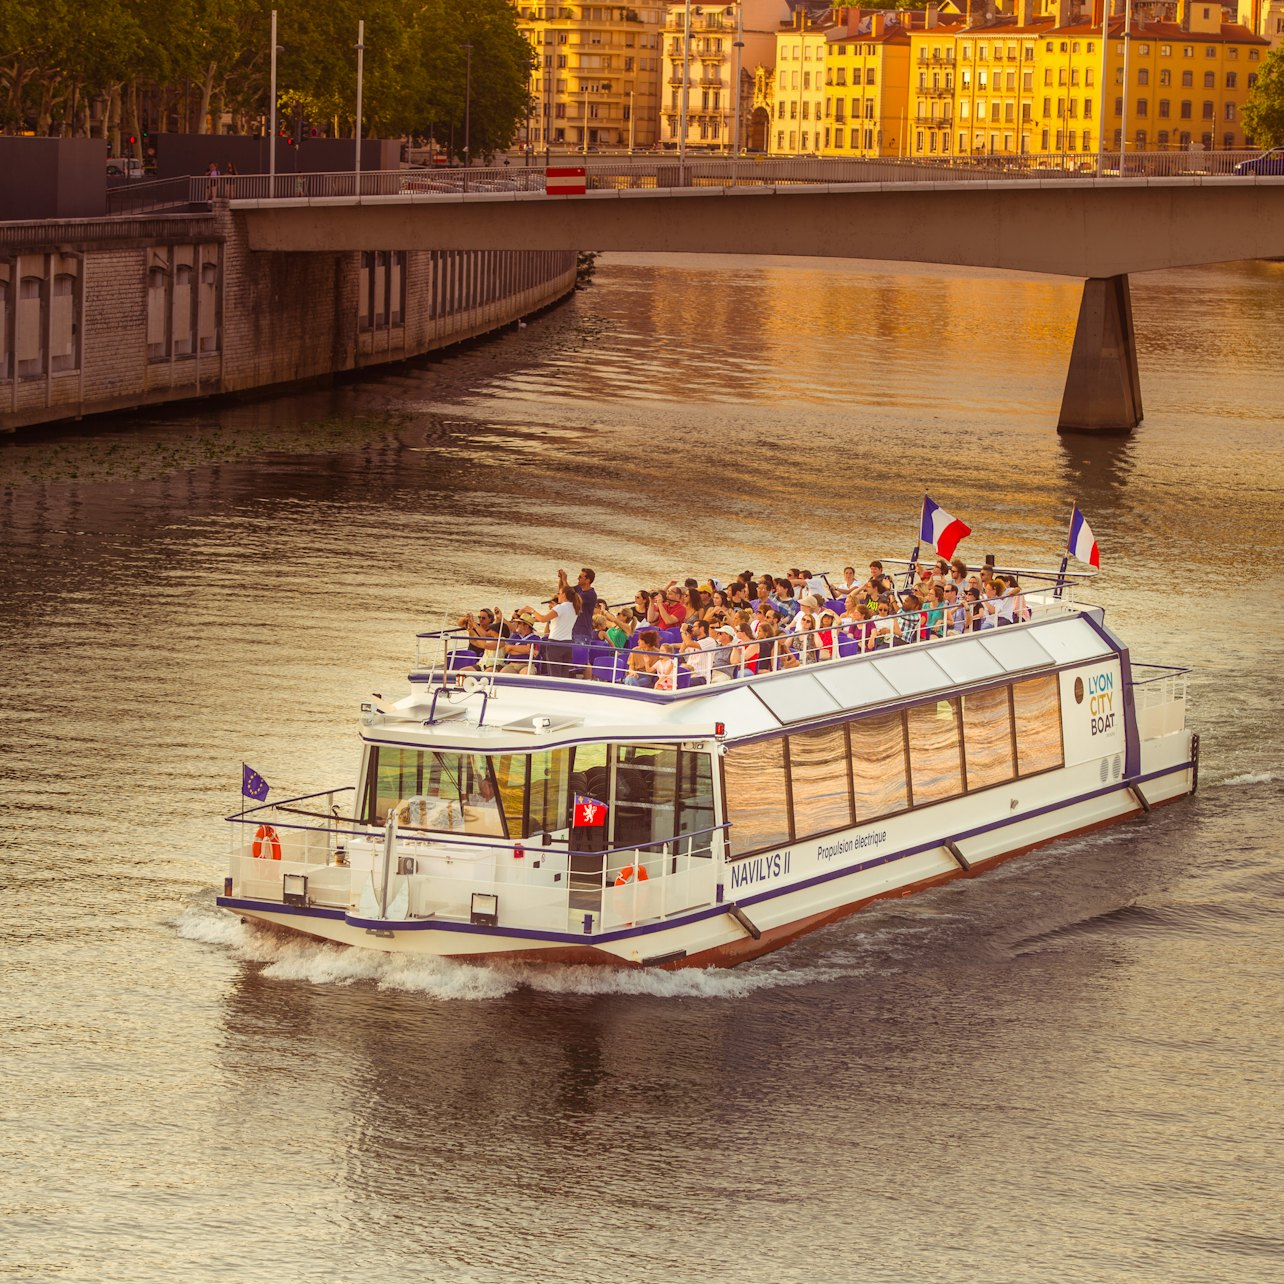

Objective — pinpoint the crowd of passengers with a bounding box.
[453,560,1033,687]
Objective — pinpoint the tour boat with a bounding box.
[217,573,1197,968]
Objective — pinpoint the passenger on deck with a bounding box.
[624,630,661,687]
[597,604,635,647]
[559,567,598,644]
[950,558,971,596]
[837,565,859,593]
[653,645,679,691]
[458,609,505,668]
[1007,574,1029,622]
[771,579,801,620]
[897,592,925,645]
[732,623,760,676]
[710,626,739,681]
[944,584,966,635]
[500,615,538,671]
[872,597,897,649]
[681,619,719,685]
[924,584,947,638]
[649,584,687,627]
[521,584,580,676]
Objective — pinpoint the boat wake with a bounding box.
[1217,771,1277,787]
[175,904,868,1000]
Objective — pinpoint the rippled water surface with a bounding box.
[2,255,1282,1283]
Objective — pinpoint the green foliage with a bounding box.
[1242,46,1284,148]
[0,0,533,151]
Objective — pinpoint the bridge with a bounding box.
[192,157,1284,433]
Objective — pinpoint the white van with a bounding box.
[106,157,146,179]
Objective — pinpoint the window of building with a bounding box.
[1226,71,1237,88]
[1225,101,1236,120]
[1182,69,1193,87]
[1203,99,1215,119]
[1159,98,1170,118]
[1136,97,1148,117]
[1204,70,1215,88]
[1181,99,1192,118]
[1137,68,1149,86]
[1160,69,1170,85]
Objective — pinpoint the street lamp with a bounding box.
[679,0,694,170]
[268,10,282,192]
[732,4,744,158]
[463,42,473,166]
[354,19,365,187]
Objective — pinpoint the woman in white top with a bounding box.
[521,584,581,677]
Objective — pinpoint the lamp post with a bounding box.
[269,9,279,192]
[629,88,635,155]
[464,41,473,165]
[1097,0,1110,175]
[679,0,692,170]
[354,19,365,188]
[732,3,744,157]
[1119,0,1131,173]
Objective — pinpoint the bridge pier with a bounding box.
[1058,274,1143,434]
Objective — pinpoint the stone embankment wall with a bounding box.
[0,202,577,432]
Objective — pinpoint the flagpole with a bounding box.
[902,494,924,590]
[1054,499,1075,599]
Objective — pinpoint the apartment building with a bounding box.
[514,1,667,151]
[770,9,839,153]
[658,0,790,151]
[906,10,970,157]
[822,12,918,156]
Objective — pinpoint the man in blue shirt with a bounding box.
[559,567,598,643]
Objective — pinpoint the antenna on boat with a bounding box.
[902,495,924,590]
[1053,498,1074,599]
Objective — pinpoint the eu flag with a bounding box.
[242,763,270,802]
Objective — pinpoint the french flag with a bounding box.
[920,495,972,560]
[1067,504,1100,568]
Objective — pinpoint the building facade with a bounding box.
[659,0,788,152]
[514,1,667,152]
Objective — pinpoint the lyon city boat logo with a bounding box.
[1081,670,1116,735]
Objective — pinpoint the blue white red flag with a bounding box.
[242,763,270,802]
[920,495,972,560]
[1067,504,1100,568]
[572,794,607,827]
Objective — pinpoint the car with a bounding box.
[106,157,146,179]
[1234,146,1284,175]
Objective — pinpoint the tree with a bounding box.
[1242,47,1284,148]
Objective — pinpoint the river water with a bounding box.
[2,255,1281,1283]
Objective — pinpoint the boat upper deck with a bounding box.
[371,591,1120,752]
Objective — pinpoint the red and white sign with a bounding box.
[546,166,586,196]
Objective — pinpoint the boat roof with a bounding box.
[365,604,1117,754]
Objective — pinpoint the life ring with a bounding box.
[614,863,648,887]
[252,823,282,860]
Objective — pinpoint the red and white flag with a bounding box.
[572,794,607,827]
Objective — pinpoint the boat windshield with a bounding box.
[361,743,715,848]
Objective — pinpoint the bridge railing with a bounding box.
[196,150,1267,205]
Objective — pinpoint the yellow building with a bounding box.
[906,13,969,157]
[770,10,837,154]
[513,1,668,153]
[1096,3,1269,153]
[821,13,915,157]
[952,10,1055,157]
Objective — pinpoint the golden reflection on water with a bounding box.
[1,253,1282,1283]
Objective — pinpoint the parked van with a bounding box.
[106,157,146,179]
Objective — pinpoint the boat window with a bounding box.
[528,748,574,836]
[363,747,506,836]
[850,711,910,820]
[961,686,1016,789]
[614,746,714,855]
[724,740,792,856]
[789,724,853,837]
[907,699,964,805]
[1012,675,1064,775]
[491,753,528,840]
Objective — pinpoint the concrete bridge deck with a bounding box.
[211,164,1284,432]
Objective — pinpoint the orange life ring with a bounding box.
[252,823,282,860]
[614,863,648,887]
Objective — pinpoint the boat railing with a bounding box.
[226,799,729,932]
[1131,664,1189,739]
[411,584,1082,691]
